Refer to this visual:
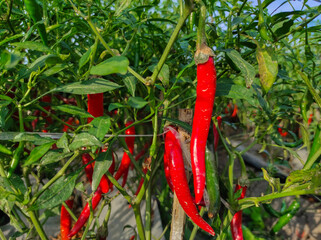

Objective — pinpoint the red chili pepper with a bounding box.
[63,117,75,132]
[191,56,216,204]
[230,184,247,240]
[163,145,174,192]
[114,121,135,187]
[308,113,313,126]
[134,166,148,196]
[68,186,103,238]
[231,104,238,118]
[165,126,215,236]
[60,199,74,240]
[213,116,222,151]
[87,93,104,123]
[277,127,288,137]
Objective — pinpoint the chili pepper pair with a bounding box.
[164,126,215,236]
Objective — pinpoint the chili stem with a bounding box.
[62,201,77,221]
[29,210,48,240]
[0,229,6,240]
[105,171,131,203]
[150,3,192,85]
[133,205,146,240]
[145,183,152,240]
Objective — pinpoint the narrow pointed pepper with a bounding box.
[60,199,74,240]
[87,93,104,123]
[191,54,217,204]
[165,126,215,236]
[230,184,247,240]
[114,121,135,187]
[68,186,103,238]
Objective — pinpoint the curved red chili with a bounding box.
[165,126,215,236]
[60,199,73,240]
[68,187,103,238]
[114,121,135,187]
[230,184,247,240]
[191,56,216,204]
[87,93,104,123]
[163,144,174,192]
[213,116,222,151]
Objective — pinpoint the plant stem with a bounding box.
[36,104,74,128]
[0,229,6,240]
[29,210,49,240]
[196,0,206,50]
[145,183,152,240]
[150,3,192,85]
[133,205,146,240]
[105,171,132,203]
[30,151,79,205]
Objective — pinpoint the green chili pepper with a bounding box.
[0,144,13,156]
[24,0,48,46]
[205,147,220,218]
[271,127,303,148]
[271,200,300,234]
[7,142,24,178]
[304,124,321,169]
[262,203,281,218]
[242,225,256,240]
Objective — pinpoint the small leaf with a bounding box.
[23,142,55,166]
[88,117,111,141]
[13,133,54,145]
[92,150,113,192]
[123,76,137,96]
[79,47,92,70]
[42,64,68,77]
[90,56,129,75]
[54,78,121,95]
[30,172,78,210]
[69,133,103,151]
[56,132,70,152]
[148,64,169,86]
[108,103,124,112]
[11,41,53,53]
[41,150,73,165]
[52,105,94,118]
[225,49,256,88]
[262,168,281,193]
[256,43,278,93]
[128,97,148,109]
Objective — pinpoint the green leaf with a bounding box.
[216,82,257,106]
[11,41,53,53]
[225,49,256,88]
[262,168,281,193]
[41,150,73,165]
[88,117,111,141]
[42,64,68,77]
[123,76,137,96]
[9,175,27,196]
[79,47,92,70]
[56,132,69,152]
[30,172,78,210]
[54,78,121,94]
[69,133,103,151]
[128,97,148,109]
[162,117,192,133]
[23,142,55,166]
[13,133,54,145]
[256,44,278,93]
[52,105,93,118]
[90,56,129,75]
[108,103,124,112]
[148,64,170,86]
[92,150,113,192]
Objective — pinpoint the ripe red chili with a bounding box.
[60,199,73,240]
[68,186,103,238]
[163,145,174,192]
[191,56,217,204]
[308,113,313,126]
[114,121,135,187]
[231,104,238,118]
[230,184,247,240]
[277,127,288,137]
[165,126,215,236]
[213,116,222,151]
[87,93,104,123]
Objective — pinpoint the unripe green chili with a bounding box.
[205,147,220,219]
[7,142,24,178]
[0,144,13,156]
[271,200,300,234]
[263,203,281,218]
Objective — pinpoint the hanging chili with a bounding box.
[114,121,135,187]
[230,184,247,240]
[87,93,104,123]
[165,126,215,236]
[191,54,217,204]
[7,141,24,178]
[68,186,103,238]
[213,116,222,151]
[60,199,73,240]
